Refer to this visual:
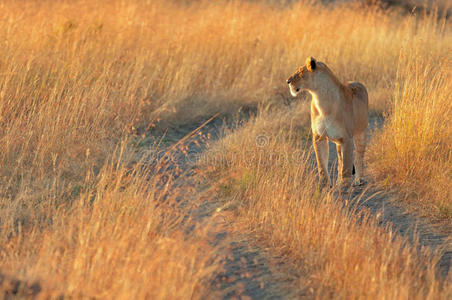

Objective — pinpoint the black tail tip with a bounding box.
[352,165,356,175]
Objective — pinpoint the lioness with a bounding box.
[287,57,368,187]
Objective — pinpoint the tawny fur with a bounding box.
[287,57,368,187]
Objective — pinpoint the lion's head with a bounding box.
[286,57,318,97]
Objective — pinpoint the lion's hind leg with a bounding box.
[353,131,366,186]
[336,142,343,180]
[338,138,354,186]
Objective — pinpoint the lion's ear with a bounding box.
[306,57,317,72]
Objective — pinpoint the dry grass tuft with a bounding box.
[368,50,452,219]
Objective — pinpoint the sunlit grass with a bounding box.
[0,0,450,297]
[368,51,452,218]
[0,142,224,298]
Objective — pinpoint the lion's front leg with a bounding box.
[313,134,331,188]
[338,138,354,186]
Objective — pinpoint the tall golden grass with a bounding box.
[0,0,450,297]
[368,51,452,218]
[1,0,449,232]
[0,150,223,298]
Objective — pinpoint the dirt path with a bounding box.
[156,117,299,299]
[195,199,298,299]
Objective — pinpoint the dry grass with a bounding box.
[368,51,452,219]
[0,145,224,298]
[205,110,450,299]
[1,0,448,231]
[0,0,450,297]
[0,1,239,297]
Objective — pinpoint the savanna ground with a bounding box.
[0,0,451,299]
